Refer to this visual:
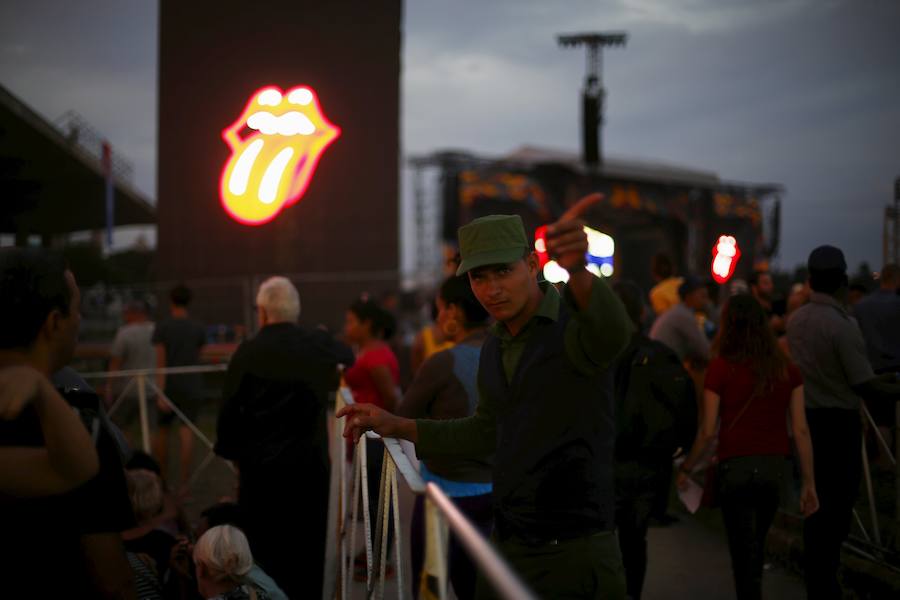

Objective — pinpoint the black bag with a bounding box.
[614,336,697,462]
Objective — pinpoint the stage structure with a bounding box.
[409,146,782,293]
[157,0,401,330]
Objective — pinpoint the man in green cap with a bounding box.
[339,194,633,599]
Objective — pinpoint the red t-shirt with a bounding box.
[705,357,803,461]
[344,344,400,410]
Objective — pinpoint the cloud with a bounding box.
[2,0,897,271]
[618,0,832,33]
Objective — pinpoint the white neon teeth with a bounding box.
[228,138,265,196]
[257,89,282,106]
[246,111,316,136]
[287,88,313,105]
[258,147,295,204]
[279,112,315,135]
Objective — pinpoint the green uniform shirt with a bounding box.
[416,275,633,460]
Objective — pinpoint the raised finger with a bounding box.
[559,192,603,222]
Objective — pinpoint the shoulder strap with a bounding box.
[726,383,756,432]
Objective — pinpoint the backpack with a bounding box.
[614,336,697,462]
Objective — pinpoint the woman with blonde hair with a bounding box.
[193,525,270,600]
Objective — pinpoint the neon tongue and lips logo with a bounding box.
[711,235,741,284]
[220,85,340,226]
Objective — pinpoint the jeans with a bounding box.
[804,409,862,600]
[718,455,785,600]
[614,461,658,600]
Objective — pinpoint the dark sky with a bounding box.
[1,0,898,272]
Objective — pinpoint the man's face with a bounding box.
[684,287,709,311]
[467,254,538,324]
[51,271,81,370]
[754,273,774,300]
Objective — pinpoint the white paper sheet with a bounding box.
[678,476,704,514]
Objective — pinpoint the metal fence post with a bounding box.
[136,373,151,454]
[861,432,882,547]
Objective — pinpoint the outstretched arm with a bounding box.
[337,403,418,444]
[676,389,720,489]
[546,193,633,372]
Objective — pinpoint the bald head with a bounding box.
[256,276,300,324]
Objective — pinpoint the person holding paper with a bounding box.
[677,294,818,600]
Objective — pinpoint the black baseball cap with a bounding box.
[807,245,847,273]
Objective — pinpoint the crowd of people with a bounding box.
[2,197,900,598]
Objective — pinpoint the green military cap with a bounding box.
[456,214,529,276]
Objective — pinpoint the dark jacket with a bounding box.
[215,323,353,491]
[480,303,617,543]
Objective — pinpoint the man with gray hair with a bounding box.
[215,276,353,598]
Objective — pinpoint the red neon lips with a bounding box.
[711,235,741,284]
[220,85,340,226]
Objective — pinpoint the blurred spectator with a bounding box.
[649,275,710,525]
[197,503,287,600]
[750,269,785,334]
[343,297,401,576]
[678,294,818,600]
[748,270,775,313]
[612,281,697,599]
[649,275,710,368]
[398,275,493,600]
[787,246,900,599]
[854,264,900,373]
[215,276,352,598]
[729,278,750,296]
[193,525,271,600]
[649,253,683,316]
[853,263,900,467]
[107,301,157,429]
[153,284,206,488]
[123,468,174,598]
[0,247,136,598]
[786,282,810,316]
[410,302,455,375]
[848,281,869,306]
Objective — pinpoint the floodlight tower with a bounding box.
[558,32,627,168]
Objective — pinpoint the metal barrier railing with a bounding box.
[328,387,535,600]
[851,404,897,552]
[80,365,233,487]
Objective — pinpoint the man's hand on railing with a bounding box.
[336,403,418,444]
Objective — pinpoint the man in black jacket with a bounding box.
[612,281,696,599]
[215,276,353,599]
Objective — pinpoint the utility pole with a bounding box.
[885,177,900,265]
[558,32,627,169]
